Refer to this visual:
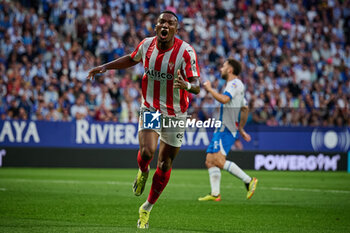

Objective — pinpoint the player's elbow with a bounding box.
[240,106,249,112]
[192,87,200,95]
[221,96,231,104]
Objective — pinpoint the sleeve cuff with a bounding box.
[223,91,232,99]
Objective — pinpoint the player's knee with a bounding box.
[205,159,213,168]
[140,147,155,160]
[205,154,214,168]
[158,159,172,172]
[213,156,224,168]
[214,159,225,169]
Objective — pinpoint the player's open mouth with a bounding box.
[160,30,168,39]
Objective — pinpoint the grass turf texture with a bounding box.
[0,168,349,233]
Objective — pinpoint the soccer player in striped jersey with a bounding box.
[198,58,258,202]
[87,11,200,229]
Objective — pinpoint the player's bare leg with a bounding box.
[138,140,180,228]
[133,130,159,196]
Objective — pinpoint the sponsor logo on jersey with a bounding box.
[145,68,174,81]
[168,62,175,71]
[176,133,184,139]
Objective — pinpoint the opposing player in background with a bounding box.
[87,11,200,228]
[199,58,257,201]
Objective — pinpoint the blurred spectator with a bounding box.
[70,94,88,120]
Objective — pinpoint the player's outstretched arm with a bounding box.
[238,106,251,142]
[174,70,200,94]
[87,55,139,80]
[203,80,230,104]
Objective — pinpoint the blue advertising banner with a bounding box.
[242,125,350,152]
[0,120,349,152]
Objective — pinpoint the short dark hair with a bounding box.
[160,10,178,21]
[227,58,242,75]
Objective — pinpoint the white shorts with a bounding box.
[138,108,186,148]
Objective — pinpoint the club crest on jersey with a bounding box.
[145,68,174,81]
[168,62,175,71]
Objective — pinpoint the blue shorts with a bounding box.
[206,127,238,156]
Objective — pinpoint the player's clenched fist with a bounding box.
[174,70,189,90]
[238,128,251,142]
[203,80,212,91]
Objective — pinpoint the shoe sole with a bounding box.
[198,196,221,201]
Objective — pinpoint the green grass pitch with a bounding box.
[0,168,350,232]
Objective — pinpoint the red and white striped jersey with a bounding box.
[131,36,200,116]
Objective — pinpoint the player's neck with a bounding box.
[227,74,238,82]
[157,37,175,51]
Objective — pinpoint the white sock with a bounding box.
[223,160,251,184]
[208,167,221,196]
[141,200,153,212]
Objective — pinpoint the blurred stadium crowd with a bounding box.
[0,0,349,126]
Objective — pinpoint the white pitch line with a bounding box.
[1,178,350,194]
[0,178,131,186]
[260,186,350,194]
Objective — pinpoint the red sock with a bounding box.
[147,167,172,204]
[137,150,151,172]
